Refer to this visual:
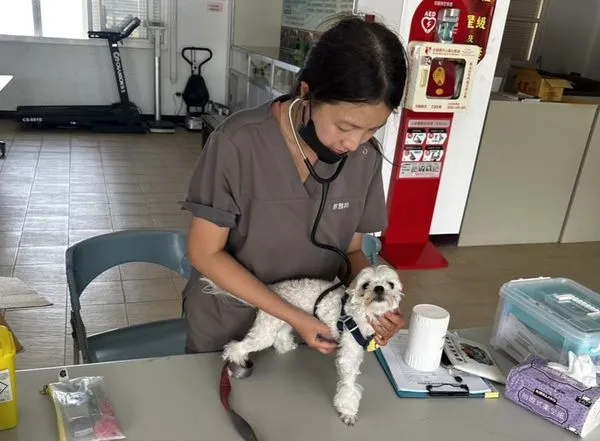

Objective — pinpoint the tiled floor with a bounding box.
[1,120,600,371]
[0,120,196,369]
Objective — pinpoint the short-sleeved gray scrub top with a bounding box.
[180,96,388,353]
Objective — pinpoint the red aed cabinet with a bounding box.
[380,0,496,270]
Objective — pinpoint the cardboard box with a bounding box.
[0,277,53,353]
[514,68,573,102]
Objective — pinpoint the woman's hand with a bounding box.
[290,311,338,355]
[371,309,405,346]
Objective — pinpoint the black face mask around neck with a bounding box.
[298,99,346,165]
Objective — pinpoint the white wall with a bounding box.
[536,0,600,80]
[233,0,283,47]
[0,0,230,115]
[357,0,510,235]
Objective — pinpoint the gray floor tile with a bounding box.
[104,174,138,184]
[31,183,68,194]
[20,231,68,247]
[70,203,111,216]
[0,205,27,217]
[69,215,112,230]
[0,217,24,231]
[27,204,69,217]
[13,264,66,284]
[71,183,107,193]
[109,203,149,215]
[147,202,184,214]
[106,183,143,194]
[29,283,68,307]
[112,215,154,229]
[107,193,146,204]
[69,229,113,246]
[70,193,109,204]
[16,246,67,265]
[79,304,127,335]
[80,281,124,305]
[144,193,186,204]
[91,267,121,283]
[0,231,21,248]
[103,165,132,175]
[119,262,174,280]
[123,279,179,303]
[24,216,69,231]
[0,247,17,266]
[29,192,69,205]
[126,300,181,326]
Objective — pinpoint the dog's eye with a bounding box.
[362,282,369,290]
[388,282,395,289]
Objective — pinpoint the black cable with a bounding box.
[304,158,352,319]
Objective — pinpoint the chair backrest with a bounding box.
[66,229,191,309]
[362,234,382,265]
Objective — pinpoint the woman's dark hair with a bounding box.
[292,17,408,110]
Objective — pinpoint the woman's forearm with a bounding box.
[191,250,305,327]
[337,250,370,286]
[346,249,370,282]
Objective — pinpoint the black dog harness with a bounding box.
[336,294,379,352]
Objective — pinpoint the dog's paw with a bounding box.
[222,341,248,365]
[339,413,358,426]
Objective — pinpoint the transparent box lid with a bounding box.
[501,277,600,337]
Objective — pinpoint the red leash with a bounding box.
[220,362,258,441]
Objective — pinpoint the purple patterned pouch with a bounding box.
[504,356,600,437]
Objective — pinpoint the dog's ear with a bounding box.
[346,266,372,297]
[346,268,368,297]
[346,273,360,297]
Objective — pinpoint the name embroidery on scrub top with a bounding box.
[332,202,351,211]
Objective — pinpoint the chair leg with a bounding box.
[0,141,5,159]
[73,340,80,365]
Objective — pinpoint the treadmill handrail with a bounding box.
[88,16,141,42]
[119,17,141,39]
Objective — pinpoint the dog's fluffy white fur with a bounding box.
[200,264,404,425]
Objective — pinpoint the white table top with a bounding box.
[0,75,13,93]
[1,328,592,441]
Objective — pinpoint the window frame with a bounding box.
[0,0,158,49]
[500,0,548,63]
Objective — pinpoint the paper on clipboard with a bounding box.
[378,330,494,395]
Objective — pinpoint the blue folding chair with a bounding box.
[66,229,191,364]
[362,234,382,265]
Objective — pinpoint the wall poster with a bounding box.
[282,0,354,31]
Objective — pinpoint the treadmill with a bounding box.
[16,16,146,133]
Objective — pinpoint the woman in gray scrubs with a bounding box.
[181,17,408,354]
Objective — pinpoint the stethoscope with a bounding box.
[287,98,352,318]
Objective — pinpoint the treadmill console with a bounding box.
[88,16,141,41]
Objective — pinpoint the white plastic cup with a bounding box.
[403,304,450,372]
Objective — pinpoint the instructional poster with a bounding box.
[399,118,451,179]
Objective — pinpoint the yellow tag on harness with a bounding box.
[366,340,379,352]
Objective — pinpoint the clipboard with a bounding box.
[374,330,499,399]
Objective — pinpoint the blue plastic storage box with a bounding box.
[490,277,600,366]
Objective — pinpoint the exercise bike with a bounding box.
[16,16,146,133]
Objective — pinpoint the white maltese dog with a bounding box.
[201,264,404,425]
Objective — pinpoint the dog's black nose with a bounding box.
[374,285,384,295]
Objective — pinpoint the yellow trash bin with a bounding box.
[0,325,17,430]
